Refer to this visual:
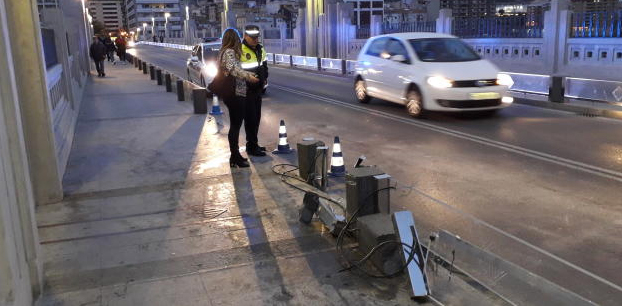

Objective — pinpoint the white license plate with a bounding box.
[470,92,501,100]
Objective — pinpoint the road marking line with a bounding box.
[273,84,622,183]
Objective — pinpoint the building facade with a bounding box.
[343,0,384,27]
[88,0,124,33]
[440,0,496,18]
[125,0,183,38]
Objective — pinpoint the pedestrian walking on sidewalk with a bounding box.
[240,25,269,157]
[159,35,164,43]
[103,36,116,62]
[115,36,127,61]
[217,28,260,168]
[89,36,107,77]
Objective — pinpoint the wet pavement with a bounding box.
[34,60,500,305]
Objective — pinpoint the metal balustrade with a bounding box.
[452,15,544,38]
[382,21,436,34]
[571,10,622,38]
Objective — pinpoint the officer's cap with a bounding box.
[244,25,261,38]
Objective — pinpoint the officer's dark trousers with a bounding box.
[224,95,245,157]
[244,89,262,149]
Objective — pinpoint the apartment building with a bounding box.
[125,0,183,37]
[88,0,124,33]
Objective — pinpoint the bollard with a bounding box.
[165,73,172,92]
[549,76,565,103]
[134,57,139,67]
[317,57,321,71]
[137,59,141,69]
[149,65,155,80]
[156,69,163,85]
[142,62,147,74]
[176,79,184,101]
[341,59,347,75]
[192,88,209,114]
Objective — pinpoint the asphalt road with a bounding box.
[129,45,622,305]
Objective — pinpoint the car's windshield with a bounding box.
[409,38,480,62]
[204,49,219,61]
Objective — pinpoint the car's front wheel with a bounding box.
[355,78,371,104]
[405,88,425,118]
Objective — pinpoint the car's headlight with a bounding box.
[204,62,218,78]
[427,76,453,89]
[496,73,514,87]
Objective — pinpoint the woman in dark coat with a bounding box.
[218,29,259,168]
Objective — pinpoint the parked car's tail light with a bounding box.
[427,76,453,89]
[496,73,514,87]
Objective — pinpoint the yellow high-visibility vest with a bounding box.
[241,43,267,70]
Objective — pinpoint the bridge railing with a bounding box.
[452,15,544,38]
[570,10,622,38]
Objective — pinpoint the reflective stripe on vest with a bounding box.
[241,61,260,69]
[241,43,266,70]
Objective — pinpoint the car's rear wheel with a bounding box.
[355,78,371,104]
[405,88,425,118]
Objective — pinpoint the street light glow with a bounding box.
[164,12,171,18]
[186,6,189,21]
[143,23,147,27]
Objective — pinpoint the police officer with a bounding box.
[240,25,269,157]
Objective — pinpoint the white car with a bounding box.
[354,33,514,117]
[186,41,269,93]
[187,42,222,87]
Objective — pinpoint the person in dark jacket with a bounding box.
[159,35,164,43]
[153,35,157,43]
[103,35,115,62]
[115,36,127,61]
[89,36,107,77]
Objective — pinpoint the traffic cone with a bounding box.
[329,136,345,177]
[209,95,223,115]
[272,119,293,154]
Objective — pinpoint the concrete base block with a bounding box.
[357,213,401,275]
[192,88,208,114]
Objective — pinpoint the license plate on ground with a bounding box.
[470,92,500,100]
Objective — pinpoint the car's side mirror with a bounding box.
[190,56,199,62]
[390,54,407,63]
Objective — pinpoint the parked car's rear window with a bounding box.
[409,38,480,62]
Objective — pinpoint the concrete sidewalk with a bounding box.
[34,60,428,306]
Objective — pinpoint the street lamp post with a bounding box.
[142,23,147,41]
[164,12,171,40]
[151,17,155,40]
[185,5,190,45]
[136,28,140,41]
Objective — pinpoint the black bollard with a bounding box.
[165,73,172,92]
[149,65,155,80]
[142,62,147,74]
[192,88,208,114]
[176,79,184,101]
[135,58,139,68]
[156,69,163,85]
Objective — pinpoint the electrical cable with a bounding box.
[271,163,346,213]
[335,186,420,278]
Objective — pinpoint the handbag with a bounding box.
[208,53,235,101]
